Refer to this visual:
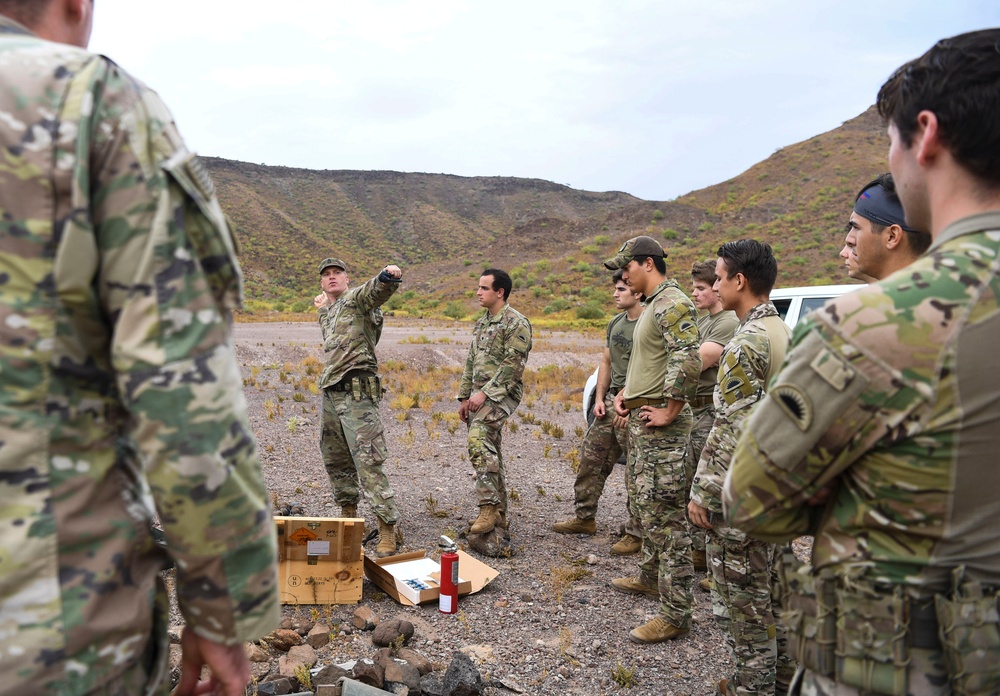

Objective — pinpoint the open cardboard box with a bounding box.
[363,550,499,606]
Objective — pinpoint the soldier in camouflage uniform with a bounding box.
[0,2,280,694]
[458,269,532,536]
[552,270,643,552]
[688,241,793,696]
[315,258,403,557]
[604,237,702,645]
[724,29,1000,696]
[689,260,739,577]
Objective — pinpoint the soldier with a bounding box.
[724,29,1000,696]
[553,270,644,554]
[605,236,702,644]
[458,269,532,535]
[841,173,931,282]
[0,1,280,694]
[315,258,403,557]
[689,260,739,574]
[688,241,792,696]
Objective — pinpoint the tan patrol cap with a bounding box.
[318,258,348,274]
[603,236,665,270]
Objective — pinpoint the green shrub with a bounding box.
[575,303,605,320]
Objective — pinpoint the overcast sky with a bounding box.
[89,1,998,201]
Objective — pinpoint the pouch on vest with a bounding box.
[935,566,1000,695]
[835,583,909,696]
[784,559,836,678]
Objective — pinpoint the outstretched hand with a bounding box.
[172,627,251,696]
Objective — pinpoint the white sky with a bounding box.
[89,1,999,201]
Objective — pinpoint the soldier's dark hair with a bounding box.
[854,173,932,256]
[717,239,778,296]
[612,269,625,285]
[690,260,718,285]
[482,268,513,301]
[876,29,1000,188]
[632,255,666,274]
[0,0,49,26]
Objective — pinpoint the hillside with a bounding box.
[207,107,886,320]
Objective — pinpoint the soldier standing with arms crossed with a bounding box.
[688,241,793,696]
[0,1,280,694]
[725,29,1000,695]
[459,269,532,536]
[315,258,404,557]
[553,270,644,555]
[605,236,702,644]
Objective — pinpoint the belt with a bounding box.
[691,395,714,409]
[329,370,376,392]
[622,396,668,410]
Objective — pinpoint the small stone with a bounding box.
[244,642,270,663]
[384,657,422,693]
[264,628,303,652]
[313,662,351,686]
[353,605,378,631]
[254,677,293,695]
[442,651,483,696]
[397,647,433,676]
[287,643,317,668]
[353,657,385,689]
[306,622,331,649]
[372,619,415,647]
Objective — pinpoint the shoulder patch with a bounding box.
[771,384,813,432]
[809,347,854,391]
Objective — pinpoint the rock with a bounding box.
[306,622,331,649]
[287,643,317,667]
[254,677,293,695]
[353,605,378,630]
[353,657,385,689]
[384,657,422,693]
[397,648,433,676]
[585,554,598,565]
[389,686,410,695]
[265,628,303,652]
[420,672,445,696]
[442,651,484,696]
[313,662,351,686]
[372,619,415,647]
[244,641,270,663]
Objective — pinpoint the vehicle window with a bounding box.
[772,298,792,321]
[799,296,834,321]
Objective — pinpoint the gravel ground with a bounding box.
[233,317,738,696]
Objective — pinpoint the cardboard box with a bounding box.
[275,516,365,605]
[363,550,499,606]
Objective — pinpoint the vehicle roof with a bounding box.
[769,284,861,299]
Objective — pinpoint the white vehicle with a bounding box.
[582,284,860,424]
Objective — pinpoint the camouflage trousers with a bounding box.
[321,387,399,525]
[627,405,694,629]
[708,523,794,696]
[467,401,511,512]
[573,392,641,536]
[687,403,715,553]
[789,648,948,696]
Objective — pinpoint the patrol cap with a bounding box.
[603,236,665,270]
[318,258,348,274]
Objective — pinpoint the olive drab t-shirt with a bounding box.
[606,312,638,391]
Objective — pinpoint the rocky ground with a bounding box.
[222,317,738,695]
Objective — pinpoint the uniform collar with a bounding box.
[643,278,679,303]
[742,301,779,325]
[0,15,35,37]
[930,211,1000,252]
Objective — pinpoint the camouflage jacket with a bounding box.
[317,273,399,389]
[0,19,279,693]
[458,303,532,413]
[622,279,701,403]
[691,302,790,514]
[724,212,1000,592]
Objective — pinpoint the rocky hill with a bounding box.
[207,107,886,319]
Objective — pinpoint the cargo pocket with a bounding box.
[784,563,836,678]
[935,567,1000,695]
[835,585,909,696]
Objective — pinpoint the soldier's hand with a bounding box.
[173,626,251,696]
[314,292,331,308]
[468,391,487,412]
[593,399,606,419]
[384,264,402,279]
[640,405,672,427]
[687,500,712,530]
[458,399,470,423]
[613,414,629,430]
[613,392,629,417]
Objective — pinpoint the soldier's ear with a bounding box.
[884,225,905,250]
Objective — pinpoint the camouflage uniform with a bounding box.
[458,303,532,513]
[724,214,1000,695]
[623,280,701,628]
[691,302,792,695]
[572,312,640,535]
[0,17,279,695]
[318,271,401,524]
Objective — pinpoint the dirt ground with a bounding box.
[235,317,733,695]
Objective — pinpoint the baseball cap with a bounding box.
[603,236,665,270]
[318,258,348,274]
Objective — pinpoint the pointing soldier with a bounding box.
[315,258,404,557]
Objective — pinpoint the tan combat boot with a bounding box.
[610,576,659,598]
[698,576,712,592]
[719,678,732,695]
[470,504,500,534]
[552,517,597,535]
[341,503,358,518]
[375,518,399,557]
[628,616,690,644]
[610,533,642,555]
[692,547,708,572]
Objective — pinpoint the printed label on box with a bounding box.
[289,527,318,545]
[307,540,331,556]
